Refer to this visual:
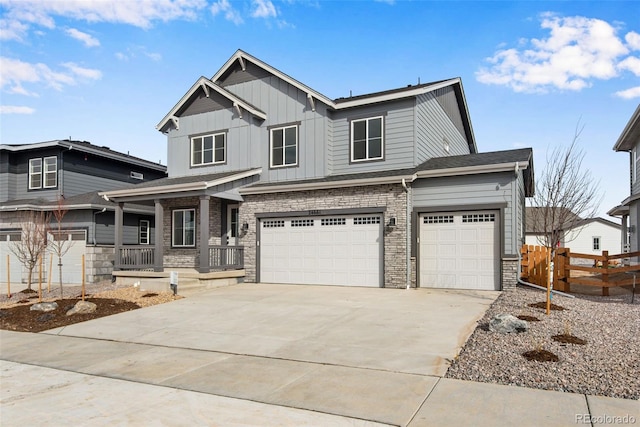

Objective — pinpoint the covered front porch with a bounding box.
[101,169,262,288]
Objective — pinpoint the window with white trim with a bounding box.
[172,209,195,247]
[270,125,298,168]
[29,156,57,189]
[191,133,226,166]
[139,220,150,245]
[593,236,601,251]
[351,116,383,162]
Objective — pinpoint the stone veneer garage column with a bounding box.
[238,184,408,289]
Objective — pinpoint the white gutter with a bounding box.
[101,168,262,199]
[240,173,417,195]
[415,161,528,179]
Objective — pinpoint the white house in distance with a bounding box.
[525,207,621,255]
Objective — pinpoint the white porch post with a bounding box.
[114,202,123,271]
[199,195,210,273]
[154,199,164,272]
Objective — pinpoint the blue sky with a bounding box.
[1,0,639,217]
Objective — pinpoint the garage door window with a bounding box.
[462,213,495,223]
[291,219,314,227]
[353,216,381,225]
[424,215,454,224]
[321,218,346,226]
[263,220,284,228]
[172,209,196,247]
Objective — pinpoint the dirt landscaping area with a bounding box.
[0,282,181,333]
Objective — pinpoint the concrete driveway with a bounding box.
[2,283,498,426]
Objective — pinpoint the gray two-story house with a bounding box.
[103,50,534,291]
[609,104,640,254]
[0,140,167,284]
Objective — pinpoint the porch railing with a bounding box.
[209,245,244,270]
[118,246,155,270]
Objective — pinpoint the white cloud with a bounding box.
[114,46,162,62]
[627,31,640,50]
[251,0,277,18]
[65,28,100,47]
[0,56,101,95]
[476,14,637,93]
[619,56,640,76]
[615,86,640,99]
[210,0,244,25]
[0,105,36,114]
[0,0,207,40]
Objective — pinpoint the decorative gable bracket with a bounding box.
[233,103,242,119]
[170,116,179,130]
[200,82,210,98]
[307,93,316,112]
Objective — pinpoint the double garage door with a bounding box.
[419,211,499,291]
[259,214,383,287]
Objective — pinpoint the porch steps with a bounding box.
[112,269,245,296]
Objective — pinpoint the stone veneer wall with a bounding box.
[85,245,115,283]
[501,258,519,290]
[161,197,222,268]
[238,184,409,289]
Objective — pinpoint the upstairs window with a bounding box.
[172,209,195,247]
[351,116,384,162]
[270,125,298,168]
[191,133,226,166]
[29,156,57,189]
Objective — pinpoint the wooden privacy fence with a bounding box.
[554,248,640,295]
[520,245,552,287]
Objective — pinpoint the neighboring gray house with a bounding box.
[102,50,534,291]
[609,104,640,254]
[0,140,167,283]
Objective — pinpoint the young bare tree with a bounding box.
[9,210,50,291]
[529,123,602,253]
[48,196,74,299]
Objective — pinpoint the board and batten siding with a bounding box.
[167,73,329,182]
[412,172,520,255]
[330,98,415,175]
[631,140,640,196]
[415,91,469,165]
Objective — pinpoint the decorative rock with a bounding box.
[30,302,58,312]
[489,313,529,333]
[66,300,97,316]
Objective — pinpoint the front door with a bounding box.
[227,204,239,246]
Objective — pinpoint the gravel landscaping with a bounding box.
[446,284,640,400]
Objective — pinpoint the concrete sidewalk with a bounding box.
[1,284,638,426]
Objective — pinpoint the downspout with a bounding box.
[402,178,411,289]
[92,207,107,245]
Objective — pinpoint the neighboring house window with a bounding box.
[270,125,298,168]
[593,236,601,251]
[172,209,196,247]
[139,220,150,245]
[351,116,384,162]
[191,133,226,166]
[29,156,57,189]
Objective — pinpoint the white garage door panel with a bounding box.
[260,215,382,287]
[420,211,499,291]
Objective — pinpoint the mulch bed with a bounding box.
[0,298,141,333]
[522,349,559,362]
[517,315,541,322]
[552,334,587,345]
[528,302,566,311]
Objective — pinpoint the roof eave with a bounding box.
[613,104,640,152]
[416,161,529,179]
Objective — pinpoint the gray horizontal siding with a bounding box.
[415,92,469,164]
[330,99,415,175]
[412,172,519,255]
[94,212,154,245]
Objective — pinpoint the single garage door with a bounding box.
[47,230,87,284]
[0,231,26,283]
[259,214,382,287]
[419,211,499,290]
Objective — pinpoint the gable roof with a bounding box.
[0,191,153,214]
[156,77,267,133]
[0,140,167,172]
[157,49,476,151]
[525,207,582,233]
[613,104,640,152]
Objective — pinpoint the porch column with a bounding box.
[154,199,164,272]
[114,202,123,271]
[199,195,210,273]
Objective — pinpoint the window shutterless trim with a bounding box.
[43,156,57,188]
[190,132,227,167]
[28,156,58,190]
[269,124,299,169]
[350,116,385,163]
[172,208,196,248]
[139,219,150,245]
